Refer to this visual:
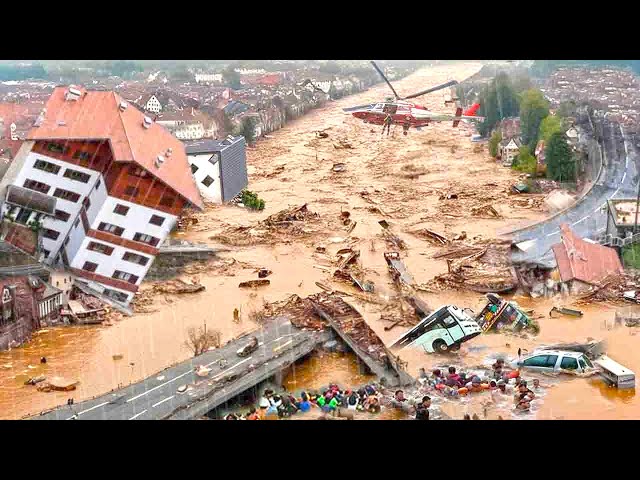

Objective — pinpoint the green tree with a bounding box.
[477,73,519,137]
[489,130,502,157]
[557,100,578,118]
[222,66,242,89]
[513,145,536,174]
[545,131,575,182]
[520,89,550,149]
[222,112,235,135]
[538,115,563,144]
[240,117,258,144]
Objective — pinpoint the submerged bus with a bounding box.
[389,305,482,353]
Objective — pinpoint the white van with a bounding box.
[594,355,635,389]
[389,305,482,353]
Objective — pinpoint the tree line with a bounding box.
[480,72,578,182]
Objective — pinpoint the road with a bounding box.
[508,118,639,266]
[31,317,329,420]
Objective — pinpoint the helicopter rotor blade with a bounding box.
[343,104,375,112]
[370,61,400,99]
[403,80,459,100]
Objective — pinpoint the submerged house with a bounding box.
[551,223,623,294]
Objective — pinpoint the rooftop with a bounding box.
[551,223,623,285]
[27,87,203,210]
[184,136,244,155]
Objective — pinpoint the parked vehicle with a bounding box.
[510,349,594,373]
[594,355,635,389]
[389,305,481,353]
[475,293,531,333]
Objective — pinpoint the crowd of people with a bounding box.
[418,358,543,413]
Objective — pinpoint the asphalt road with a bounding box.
[32,317,327,420]
[509,120,639,266]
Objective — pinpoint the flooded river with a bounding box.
[1,62,637,420]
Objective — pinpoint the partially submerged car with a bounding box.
[389,305,481,353]
[510,349,594,374]
[237,336,259,357]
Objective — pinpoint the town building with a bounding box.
[50,270,73,306]
[551,223,623,294]
[195,73,223,84]
[0,275,44,350]
[185,136,248,203]
[604,199,640,246]
[142,93,164,114]
[38,281,62,323]
[499,137,521,166]
[0,86,204,307]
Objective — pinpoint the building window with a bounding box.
[74,218,80,229]
[149,214,165,226]
[95,178,101,190]
[208,153,219,165]
[82,261,98,272]
[83,197,91,210]
[124,186,139,197]
[87,241,114,256]
[129,166,148,178]
[72,151,92,161]
[113,204,130,216]
[43,249,50,259]
[53,188,81,203]
[201,175,214,187]
[33,159,61,174]
[47,142,68,154]
[63,237,70,247]
[42,228,60,241]
[23,179,51,194]
[112,270,139,284]
[133,232,160,246]
[63,168,91,183]
[54,210,71,222]
[103,289,129,302]
[123,251,150,266]
[190,164,199,174]
[159,195,175,207]
[98,222,125,236]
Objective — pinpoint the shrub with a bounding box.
[241,190,265,211]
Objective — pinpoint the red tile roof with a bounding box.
[552,223,623,285]
[26,87,203,209]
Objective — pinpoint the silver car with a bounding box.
[510,349,594,373]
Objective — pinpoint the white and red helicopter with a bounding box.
[344,61,484,135]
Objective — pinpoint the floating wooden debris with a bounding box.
[239,279,271,288]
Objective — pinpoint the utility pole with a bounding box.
[635,173,640,235]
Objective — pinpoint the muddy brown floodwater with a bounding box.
[1,62,636,420]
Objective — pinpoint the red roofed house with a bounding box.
[0,86,204,307]
[551,223,623,294]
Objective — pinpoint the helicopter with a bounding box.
[343,61,484,135]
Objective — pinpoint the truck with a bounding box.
[389,305,481,353]
[475,293,531,333]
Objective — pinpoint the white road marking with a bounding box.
[210,357,254,381]
[126,369,194,403]
[77,402,109,416]
[573,215,589,225]
[273,339,293,352]
[152,396,174,408]
[622,171,627,183]
[129,409,148,420]
[546,231,559,238]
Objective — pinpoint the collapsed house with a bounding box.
[551,223,623,295]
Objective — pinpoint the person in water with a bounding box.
[447,366,461,386]
[415,396,431,420]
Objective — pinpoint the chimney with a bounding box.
[143,116,153,129]
[155,155,165,168]
[119,101,128,112]
[66,87,82,101]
